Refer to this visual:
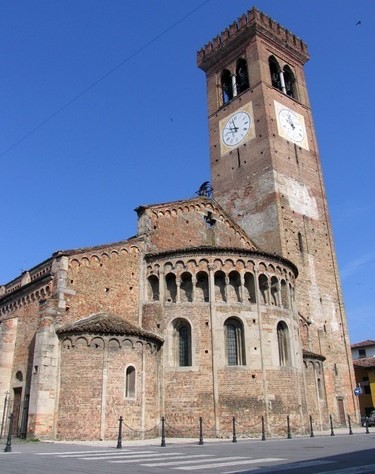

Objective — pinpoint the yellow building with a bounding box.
[351,340,375,416]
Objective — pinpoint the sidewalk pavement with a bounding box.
[4,425,371,448]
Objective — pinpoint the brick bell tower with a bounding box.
[198,8,356,422]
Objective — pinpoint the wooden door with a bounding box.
[337,398,346,426]
[12,388,22,436]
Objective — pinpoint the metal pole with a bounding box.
[232,416,237,443]
[261,415,266,441]
[287,415,292,439]
[365,417,370,434]
[348,415,353,435]
[330,415,335,436]
[198,417,204,445]
[161,416,166,447]
[116,416,123,449]
[4,413,13,453]
[309,415,314,438]
[0,393,9,439]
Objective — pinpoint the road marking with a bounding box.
[82,452,187,461]
[36,449,131,455]
[110,454,213,464]
[223,460,336,473]
[174,457,285,470]
[61,450,155,458]
[0,452,23,455]
[143,456,247,467]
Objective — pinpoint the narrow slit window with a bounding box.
[125,366,136,398]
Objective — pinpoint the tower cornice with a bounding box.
[197,7,309,72]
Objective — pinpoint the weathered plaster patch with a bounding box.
[275,171,318,219]
[306,254,321,323]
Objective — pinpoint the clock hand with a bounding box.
[230,119,239,132]
[287,114,295,130]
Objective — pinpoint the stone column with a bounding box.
[28,304,60,439]
[176,278,181,304]
[208,264,220,435]
[224,276,229,303]
[254,267,270,435]
[191,276,197,303]
[0,318,18,421]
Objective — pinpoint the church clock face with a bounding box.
[274,101,309,150]
[222,111,251,146]
[278,109,305,142]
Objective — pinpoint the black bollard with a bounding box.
[232,416,237,443]
[330,415,335,436]
[365,417,370,434]
[287,415,292,439]
[261,415,266,441]
[116,416,123,449]
[161,416,166,447]
[4,413,13,453]
[309,415,314,438]
[198,416,204,445]
[348,415,353,435]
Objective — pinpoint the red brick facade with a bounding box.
[0,7,356,441]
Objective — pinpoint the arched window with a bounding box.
[258,274,269,304]
[221,69,233,104]
[298,232,304,252]
[269,57,297,99]
[147,275,159,301]
[180,272,193,303]
[214,271,226,302]
[277,321,290,367]
[270,276,279,305]
[269,56,282,91]
[125,366,136,398]
[283,66,297,99]
[173,319,192,367]
[317,377,324,399]
[225,318,245,365]
[244,272,256,303]
[280,280,288,308]
[196,271,209,302]
[228,271,241,302]
[236,58,249,94]
[165,273,177,303]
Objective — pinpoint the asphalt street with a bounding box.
[0,433,374,474]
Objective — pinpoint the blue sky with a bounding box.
[1,1,374,343]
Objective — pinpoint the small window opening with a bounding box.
[148,275,159,301]
[225,318,246,365]
[204,211,216,227]
[125,366,136,398]
[221,69,233,104]
[173,319,192,367]
[358,348,367,358]
[298,232,304,252]
[269,56,282,91]
[236,58,249,94]
[283,66,297,99]
[277,321,290,367]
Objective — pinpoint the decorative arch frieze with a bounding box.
[60,334,159,354]
[0,283,52,316]
[67,244,141,270]
[145,249,297,310]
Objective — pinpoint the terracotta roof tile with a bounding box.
[353,357,375,368]
[302,349,326,362]
[56,313,163,344]
[351,340,375,349]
